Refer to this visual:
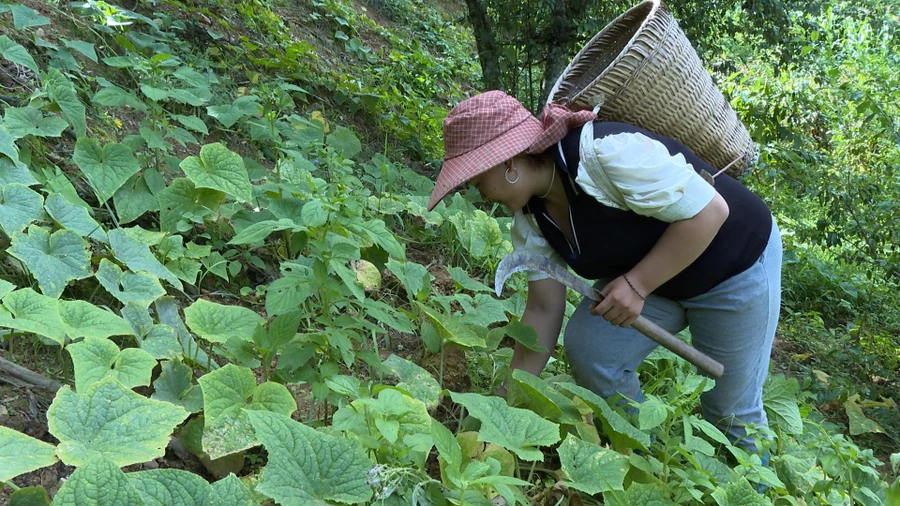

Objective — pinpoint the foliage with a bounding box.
[0,0,895,505]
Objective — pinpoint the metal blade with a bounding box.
[495,250,600,301]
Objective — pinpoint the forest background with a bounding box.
[0,0,897,505]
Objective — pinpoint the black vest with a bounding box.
[523,122,773,300]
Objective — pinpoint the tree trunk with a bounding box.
[539,0,588,106]
[464,0,503,91]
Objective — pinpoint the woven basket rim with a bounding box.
[547,0,662,106]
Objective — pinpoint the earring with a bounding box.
[504,160,519,184]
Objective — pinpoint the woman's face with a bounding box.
[468,160,530,212]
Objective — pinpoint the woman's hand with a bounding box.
[590,275,645,327]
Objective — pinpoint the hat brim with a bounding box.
[427,119,543,211]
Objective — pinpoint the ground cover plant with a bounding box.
[0,0,897,505]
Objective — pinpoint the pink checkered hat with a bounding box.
[427,91,595,211]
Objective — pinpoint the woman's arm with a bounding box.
[508,277,567,377]
[593,192,730,326]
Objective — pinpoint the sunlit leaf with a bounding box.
[0,35,39,74]
[0,427,58,482]
[558,434,629,494]
[8,226,91,298]
[449,392,560,461]
[67,337,155,391]
[180,143,251,202]
[0,288,67,344]
[44,193,107,242]
[48,377,189,467]
[52,459,144,506]
[0,183,44,236]
[109,228,182,289]
[44,68,86,138]
[3,106,68,138]
[9,5,50,29]
[184,299,265,344]
[73,138,141,204]
[199,364,296,459]
[763,375,803,435]
[60,300,133,340]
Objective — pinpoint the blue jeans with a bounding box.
[563,219,782,450]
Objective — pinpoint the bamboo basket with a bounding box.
[546,0,756,177]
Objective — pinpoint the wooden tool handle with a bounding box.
[631,315,724,378]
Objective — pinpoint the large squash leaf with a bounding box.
[247,410,373,505]
[0,426,58,482]
[449,392,560,462]
[7,226,91,298]
[48,377,189,467]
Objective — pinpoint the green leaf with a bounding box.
[45,194,107,242]
[556,382,651,451]
[60,300,133,340]
[508,370,580,423]
[113,174,159,224]
[415,302,485,348]
[52,459,145,506]
[173,114,209,135]
[62,39,98,62]
[558,434,629,494]
[844,395,886,436]
[348,219,405,259]
[184,299,265,344]
[67,337,155,391]
[0,288,66,344]
[0,426,58,482]
[502,319,546,352]
[48,377,189,467]
[711,477,772,505]
[763,375,803,435]
[449,392,560,461]
[228,218,301,245]
[0,183,44,236]
[102,56,135,68]
[154,296,212,365]
[265,265,315,316]
[73,138,141,204]
[9,486,51,506]
[140,84,170,102]
[383,354,441,409]
[180,143,251,202]
[0,35,39,74]
[603,482,673,505]
[0,124,23,169]
[247,410,374,505]
[158,178,224,233]
[326,126,361,159]
[97,259,166,308]
[9,5,50,29]
[431,418,461,472]
[109,228,182,289]
[151,360,204,413]
[8,226,91,298]
[129,468,210,505]
[449,266,493,292]
[639,396,670,430]
[44,68,86,138]
[0,156,37,186]
[3,106,68,138]
[93,85,147,111]
[198,364,297,459]
[300,199,328,228]
[386,259,431,301]
[210,474,255,506]
[0,279,13,299]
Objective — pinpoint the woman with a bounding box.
[427,90,781,453]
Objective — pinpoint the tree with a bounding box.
[464,0,503,91]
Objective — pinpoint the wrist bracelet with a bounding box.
[622,274,646,300]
